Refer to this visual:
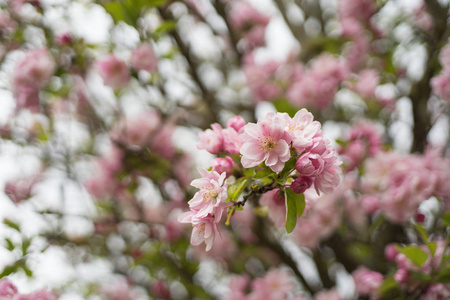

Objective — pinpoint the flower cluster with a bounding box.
[181,110,341,250]
[177,168,228,251]
[361,150,446,223]
[229,1,270,50]
[11,49,55,112]
[243,54,348,109]
[222,269,294,300]
[96,43,157,90]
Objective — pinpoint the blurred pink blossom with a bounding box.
[352,267,383,296]
[130,43,157,73]
[11,49,55,111]
[96,54,130,90]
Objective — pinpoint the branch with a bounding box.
[254,217,316,296]
[410,0,449,153]
[158,6,218,126]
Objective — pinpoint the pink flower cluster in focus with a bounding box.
[177,168,228,251]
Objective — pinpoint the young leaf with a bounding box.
[228,178,248,200]
[285,189,305,218]
[284,189,297,233]
[377,277,399,295]
[254,167,275,179]
[395,245,428,267]
[443,212,450,227]
[436,264,450,283]
[225,207,235,226]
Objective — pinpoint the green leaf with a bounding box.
[102,0,166,26]
[427,241,437,257]
[377,277,399,295]
[395,245,428,267]
[4,238,14,251]
[285,189,305,218]
[443,212,450,227]
[273,98,298,117]
[436,264,450,283]
[228,178,248,201]
[155,20,177,34]
[415,224,428,242]
[284,189,297,233]
[3,219,20,232]
[254,167,275,179]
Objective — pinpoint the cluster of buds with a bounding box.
[179,109,341,250]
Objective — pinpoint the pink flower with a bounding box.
[352,267,383,296]
[111,111,161,146]
[197,123,224,154]
[248,269,293,300]
[339,0,375,22]
[222,127,242,154]
[314,289,341,300]
[151,125,176,159]
[285,109,321,152]
[291,176,314,194]
[227,115,246,133]
[0,278,18,297]
[55,32,72,46]
[361,195,380,214]
[439,43,450,70]
[130,43,157,73]
[393,268,409,284]
[96,54,130,90]
[306,138,342,195]
[211,156,235,177]
[296,153,325,176]
[188,168,228,219]
[4,173,41,204]
[100,278,139,300]
[431,71,450,101]
[223,275,250,300]
[151,280,170,299]
[240,113,291,173]
[423,284,450,300]
[260,189,286,228]
[178,211,218,251]
[11,49,55,111]
[352,69,379,99]
[229,1,270,49]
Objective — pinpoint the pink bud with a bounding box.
[211,156,235,177]
[226,115,246,133]
[55,32,72,46]
[295,153,325,176]
[385,243,398,261]
[291,176,314,194]
[415,212,425,223]
[393,268,409,284]
[152,280,170,299]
